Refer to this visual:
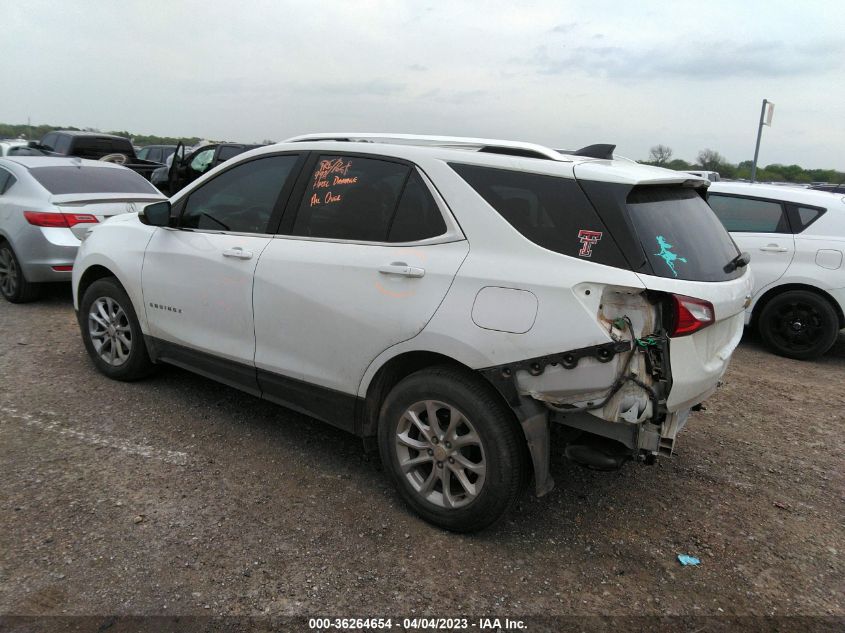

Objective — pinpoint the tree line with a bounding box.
[2,123,841,184]
[642,144,844,184]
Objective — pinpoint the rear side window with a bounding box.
[628,187,741,281]
[388,171,447,242]
[0,168,14,194]
[29,166,159,195]
[708,194,789,233]
[450,163,627,267]
[790,205,825,233]
[292,155,410,242]
[181,154,299,234]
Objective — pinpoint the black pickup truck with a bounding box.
[33,131,164,180]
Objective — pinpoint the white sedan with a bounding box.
[0,156,165,302]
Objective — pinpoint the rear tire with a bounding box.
[758,290,840,360]
[378,365,527,532]
[0,241,40,303]
[79,277,156,380]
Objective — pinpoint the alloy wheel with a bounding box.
[394,400,486,509]
[88,297,133,366]
[0,247,18,298]
[770,301,825,353]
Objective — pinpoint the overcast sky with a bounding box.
[4,1,844,168]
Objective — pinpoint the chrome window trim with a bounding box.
[269,233,466,247]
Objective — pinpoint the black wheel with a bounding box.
[758,290,840,360]
[79,277,156,380]
[378,365,527,532]
[0,241,40,303]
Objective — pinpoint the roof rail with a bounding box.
[281,133,572,162]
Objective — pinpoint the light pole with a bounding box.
[750,99,774,183]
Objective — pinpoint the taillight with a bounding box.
[670,294,715,337]
[24,211,98,228]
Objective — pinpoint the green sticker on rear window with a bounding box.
[654,235,687,277]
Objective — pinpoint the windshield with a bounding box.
[627,186,743,282]
[29,166,159,195]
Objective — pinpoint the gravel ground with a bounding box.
[1,286,843,626]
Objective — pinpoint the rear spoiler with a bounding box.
[573,161,711,187]
[50,193,166,205]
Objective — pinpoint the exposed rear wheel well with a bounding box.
[752,283,845,330]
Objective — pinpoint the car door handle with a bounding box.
[759,244,788,253]
[222,247,253,260]
[378,262,425,278]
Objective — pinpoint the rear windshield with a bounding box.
[72,137,135,158]
[627,186,742,281]
[29,166,159,195]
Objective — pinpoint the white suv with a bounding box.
[73,134,752,532]
[708,181,845,359]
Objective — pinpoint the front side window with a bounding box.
[708,193,789,233]
[180,155,299,234]
[41,133,57,151]
[291,155,410,242]
[53,135,71,155]
[137,147,150,160]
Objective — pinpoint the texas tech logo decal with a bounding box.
[577,229,603,257]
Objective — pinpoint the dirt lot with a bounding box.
[1,286,843,626]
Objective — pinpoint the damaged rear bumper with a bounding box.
[478,334,695,497]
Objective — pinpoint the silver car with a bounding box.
[0,157,165,302]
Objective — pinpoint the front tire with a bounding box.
[378,366,527,532]
[758,290,840,360]
[0,242,41,303]
[79,277,155,380]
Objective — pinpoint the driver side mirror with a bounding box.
[138,200,173,227]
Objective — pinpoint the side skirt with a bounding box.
[146,336,360,434]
